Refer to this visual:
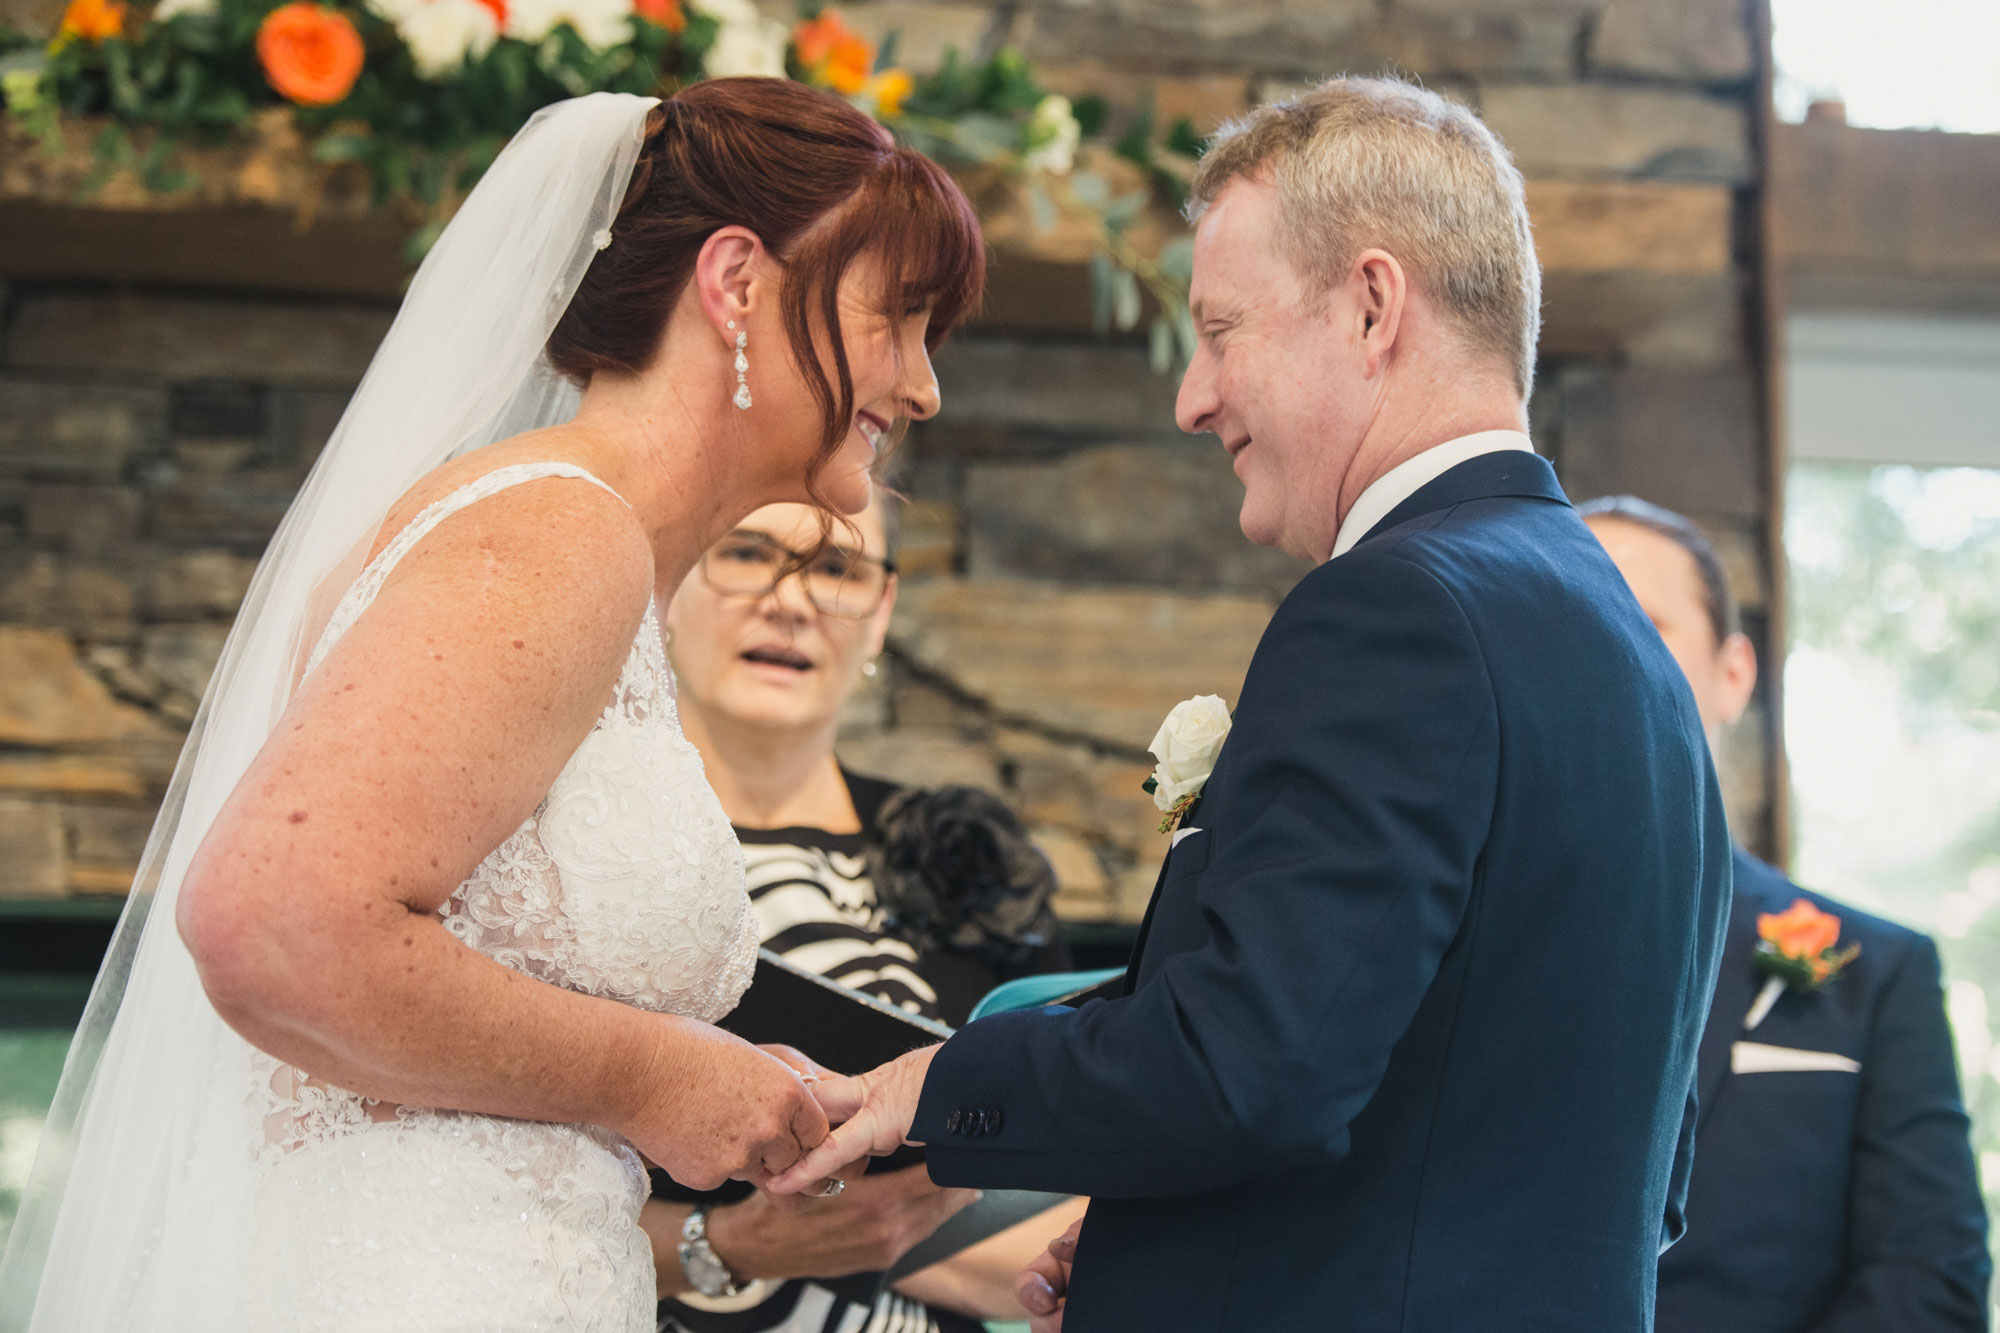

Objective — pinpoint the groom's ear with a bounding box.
[1351,248,1407,379]
[695,225,769,334]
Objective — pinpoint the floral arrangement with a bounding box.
[0,0,1197,362]
[1143,693,1231,834]
[868,784,1061,968]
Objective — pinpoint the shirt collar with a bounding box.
[1328,430,1536,560]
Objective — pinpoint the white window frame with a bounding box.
[1788,312,2000,468]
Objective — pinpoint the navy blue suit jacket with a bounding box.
[1657,849,1990,1332]
[912,452,1733,1331]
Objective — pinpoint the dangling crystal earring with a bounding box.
[728,320,752,411]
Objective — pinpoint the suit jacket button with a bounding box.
[945,1109,963,1135]
[967,1109,987,1136]
[985,1109,1003,1136]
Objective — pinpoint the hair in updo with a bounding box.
[547,78,985,509]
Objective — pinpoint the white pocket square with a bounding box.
[1731,1041,1861,1075]
[1171,826,1204,848]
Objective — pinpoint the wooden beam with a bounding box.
[1774,121,2000,313]
[1528,180,1731,276]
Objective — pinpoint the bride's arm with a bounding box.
[176,478,825,1190]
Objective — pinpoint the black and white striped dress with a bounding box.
[659,772,1066,1333]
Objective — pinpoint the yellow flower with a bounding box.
[865,68,912,118]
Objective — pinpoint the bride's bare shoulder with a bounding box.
[365,428,637,562]
[299,428,651,662]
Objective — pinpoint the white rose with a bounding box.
[505,0,631,49]
[368,0,426,25]
[1023,93,1081,176]
[399,0,499,78]
[702,17,787,77]
[1146,694,1231,811]
[687,0,759,26]
[154,0,217,21]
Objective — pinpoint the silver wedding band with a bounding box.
[814,1178,846,1198]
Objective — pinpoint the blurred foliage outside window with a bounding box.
[1786,461,2000,1277]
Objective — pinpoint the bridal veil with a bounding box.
[0,91,658,1331]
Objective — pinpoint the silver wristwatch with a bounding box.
[678,1205,744,1298]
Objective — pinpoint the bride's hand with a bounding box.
[765,1044,940,1195]
[620,1019,831,1192]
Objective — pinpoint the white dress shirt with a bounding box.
[1328,430,1536,560]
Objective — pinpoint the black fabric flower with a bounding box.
[866,785,1061,968]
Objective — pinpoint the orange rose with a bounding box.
[1758,898,1842,961]
[793,9,871,95]
[59,0,126,41]
[256,3,364,107]
[632,0,682,30]
[472,0,507,25]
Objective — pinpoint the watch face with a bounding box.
[681,1241,737,1298]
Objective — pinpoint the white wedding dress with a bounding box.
[243,461,759,1332]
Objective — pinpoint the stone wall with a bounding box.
[0,0,1775,922]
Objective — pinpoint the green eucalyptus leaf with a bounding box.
[1067,169,1110,210]
[1112,265,1142,332]
[1088,251,1114,338]
[1149,316,1174,375]
[1174,304,1198,365]
[1027,179,1057,234]
[1102,187,1147,232]
[1155,234,1195,285]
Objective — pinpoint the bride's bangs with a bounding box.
[871,148,986,348]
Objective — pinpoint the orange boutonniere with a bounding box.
[255,3,364,108]
[1755,898,1861,992]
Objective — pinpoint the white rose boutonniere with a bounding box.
[1143,694,1231,834]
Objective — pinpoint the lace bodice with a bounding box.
[244,463,757,1332]
[298,461,755,1026]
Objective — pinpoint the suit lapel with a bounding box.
[1696,887,1763,1129]
[1119,794,1205,996]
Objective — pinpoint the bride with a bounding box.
[0,79,984,1331]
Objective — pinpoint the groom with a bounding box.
[775,77,1732,1330]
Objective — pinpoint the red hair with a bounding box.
[547,78,985,508]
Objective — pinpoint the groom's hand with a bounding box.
[1016,1217,1082,1332]
[765,1044,940,1194]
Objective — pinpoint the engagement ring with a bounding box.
[814,1178,846,1198]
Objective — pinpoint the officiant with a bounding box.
[1582,495,1991,1331]
[642,490,1087,1332]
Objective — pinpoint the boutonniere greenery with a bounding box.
[1142,694,1230,835]
[1744,897,1860,1030]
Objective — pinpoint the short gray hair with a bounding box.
[1189,76,1541,396]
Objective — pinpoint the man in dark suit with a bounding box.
[1584,495,1991,1332]
[772,77,1732,1332]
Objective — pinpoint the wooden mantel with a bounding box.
[3,115,1739,359]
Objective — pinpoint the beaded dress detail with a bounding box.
[245,463,757,1332]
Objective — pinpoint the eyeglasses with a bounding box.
[699,529,897,619]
